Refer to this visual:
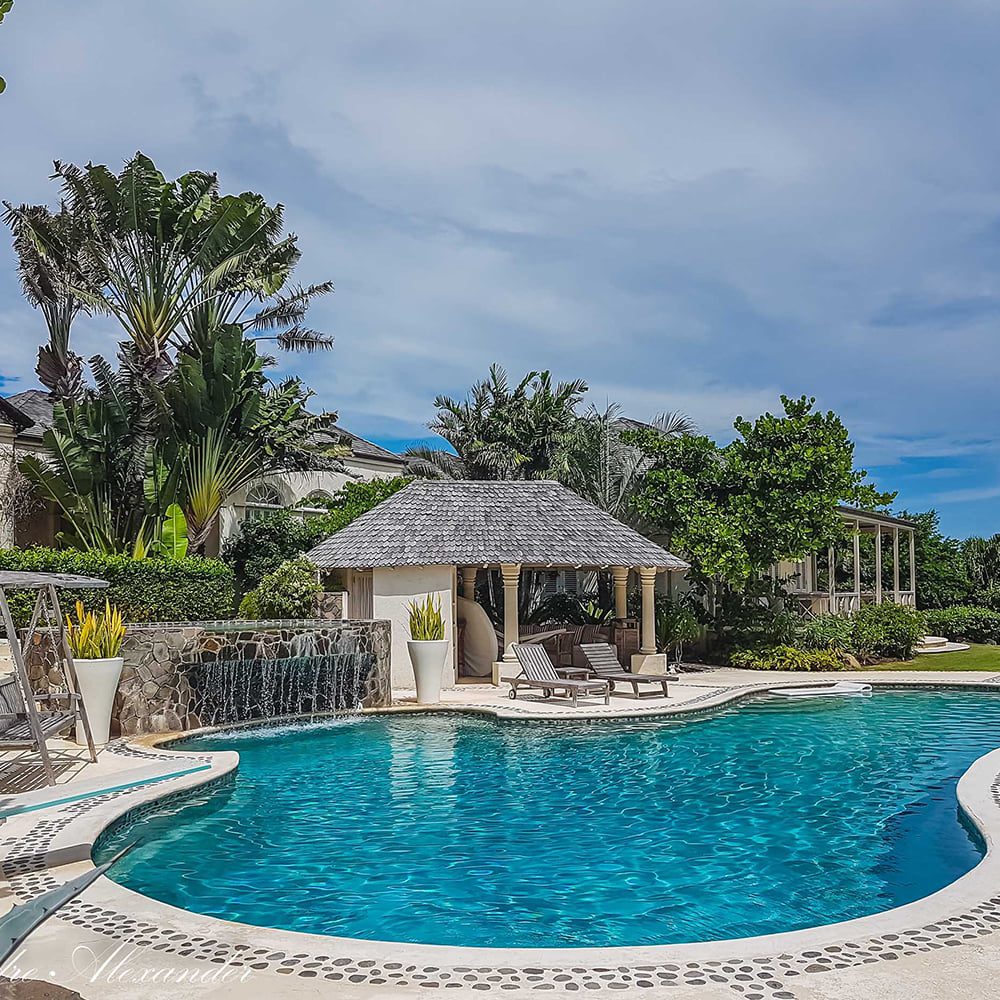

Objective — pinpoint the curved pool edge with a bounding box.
[9,678,1000,994]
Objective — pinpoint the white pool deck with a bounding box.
[3,667,1000,999]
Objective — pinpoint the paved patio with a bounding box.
[3,668,1000,999]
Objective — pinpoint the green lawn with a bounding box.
[872,643,1000,672]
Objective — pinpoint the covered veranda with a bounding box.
[306,479,688,688]
[778,507,918,617]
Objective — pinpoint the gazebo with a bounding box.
[306,480,688,688]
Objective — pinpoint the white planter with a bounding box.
[407,639,449,704]
[74,656,124,745]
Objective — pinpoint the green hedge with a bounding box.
[923,606,1000,644]
[0,548,235,627]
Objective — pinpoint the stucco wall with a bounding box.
[373,565,456,689]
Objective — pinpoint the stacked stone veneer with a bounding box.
[25,619,391,737]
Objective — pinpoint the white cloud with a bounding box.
[4,0,1000,534]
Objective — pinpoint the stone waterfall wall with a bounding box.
[25,618,391,737]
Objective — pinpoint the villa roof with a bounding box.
[310,424,406,466]
[307,479,689,571]
[837,506,917,529]
[4,389,55,440]
[0,395,33,434]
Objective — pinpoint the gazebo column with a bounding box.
[500,563,521,664]
[612,566,629,620]
[632,567,667,676]
[461,566,478,601]
[909,529,917,604]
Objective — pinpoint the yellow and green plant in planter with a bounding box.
[65,600,126,659]
[407,594,445,641]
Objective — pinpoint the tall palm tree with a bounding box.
[419,364,587,480]
[561,407,697,519]
[3,202,89,399]
[6,154,334,377]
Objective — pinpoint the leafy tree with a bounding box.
[7,154,333,374]
[0,1,12,95]
[222,477,411,597]
[626,395,894,592]
[310,477,412,536]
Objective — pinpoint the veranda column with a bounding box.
[612,566,629,620]
[909,529,917,603]
[853,521,861,611]
[875,524,883,605]
[828,544,836,612]
[461,566,478,601]
[639,567,657,655]
[893,527,901,602]
[500,563,521,663]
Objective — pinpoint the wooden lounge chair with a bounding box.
[508,644,610,707]
[579,642,678,698]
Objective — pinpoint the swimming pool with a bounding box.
[96,690,996,948]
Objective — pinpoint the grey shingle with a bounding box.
[306,480,688,570]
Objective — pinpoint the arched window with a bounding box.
[305,489,333,504]
[244,482,283,520]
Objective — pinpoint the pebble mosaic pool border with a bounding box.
[7,683,1000,998]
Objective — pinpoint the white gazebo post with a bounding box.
[893,527,900,603]
[632,567,667,675]
[461,566,478,601]
[874,524,883,605]
[500,563,521,665]
[853,520,861,612]
[612,566,629,620]
[909,529,917,604]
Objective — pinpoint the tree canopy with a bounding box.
[625,395,894,589]
[6,152,336,553]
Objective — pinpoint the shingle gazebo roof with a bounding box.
[307,480,688,571]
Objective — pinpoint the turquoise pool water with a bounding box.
[96,690,996,948]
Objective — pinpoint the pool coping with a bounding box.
[9,676,1000,997]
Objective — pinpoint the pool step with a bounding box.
[915,635,970,654]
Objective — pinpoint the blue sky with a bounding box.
[1,1,999,538]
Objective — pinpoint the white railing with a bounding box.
[789,589,916,617]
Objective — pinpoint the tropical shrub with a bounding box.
[407,594,445,641]
[730,646,848,671]
[655,600,702,662]
[797,614,853,652]
[0,547,234,627]
[849,603,924,660]
[65,600,126,659]
[922,606,1000,644]
[223,511,325,601]
[238,558,320,620]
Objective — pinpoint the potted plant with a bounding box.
[65,600,126,745]
[406,594,448,704]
